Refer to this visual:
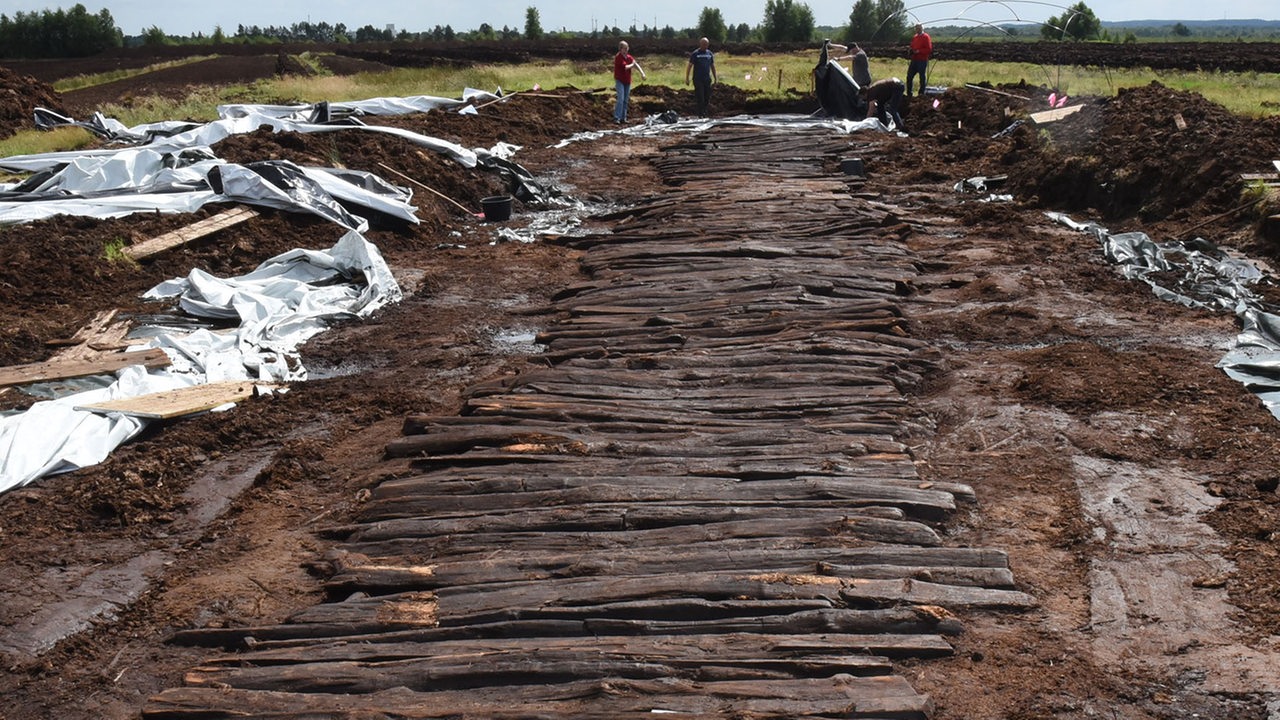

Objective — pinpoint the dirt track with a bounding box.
[2,48,1280,718]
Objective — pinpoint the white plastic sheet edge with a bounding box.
[0,230,401,494]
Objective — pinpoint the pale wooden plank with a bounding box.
[75,380,263,419]
[0,348,170,388]
[124,207,258,261]
[1029,104,1084,124]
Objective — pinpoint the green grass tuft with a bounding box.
[102,237,139,266]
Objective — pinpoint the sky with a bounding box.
[1,0,1277,37]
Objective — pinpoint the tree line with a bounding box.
[0,1,1274,59]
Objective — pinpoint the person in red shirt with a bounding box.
[612,41,646,124]
[906,23,932,97]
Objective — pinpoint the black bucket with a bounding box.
[481,195,513,222]
[840,158,864,176]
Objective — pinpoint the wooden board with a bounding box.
[75,380,261,419]
[0,348,170,388]
[124,207,258,261]
[1029,103,1084,124]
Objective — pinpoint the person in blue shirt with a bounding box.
[685,37,718,117]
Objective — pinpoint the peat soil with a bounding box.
[1,55,1280,719]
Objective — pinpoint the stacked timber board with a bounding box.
[146,125,1029,718]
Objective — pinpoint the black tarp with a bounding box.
[813,42,866,121]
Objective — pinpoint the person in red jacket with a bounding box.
[906,23,932,97]
[613,40,646,124]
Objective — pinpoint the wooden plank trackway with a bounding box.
[145,124,1028,718]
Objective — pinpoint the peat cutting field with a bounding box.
[2,42,1280,719]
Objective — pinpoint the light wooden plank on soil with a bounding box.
[1029,104,1084,123]
[0,348,170,388]
[124,207,258,260]
[75,380,261,419]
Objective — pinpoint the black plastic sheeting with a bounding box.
[813,41,867,121]
[477,150,555,208]
[208,161,369,231]
[1048,211,1280,420]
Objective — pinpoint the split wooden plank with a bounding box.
[249,605,964,651]
[423,572,1032,623]
[324,547,1016,594]
[193,632,925,669]
[145,676,933,719]
[124,207,259,260]
[354,478,958,520]
[47,309,132,358]
[75,380,263,419]
[180,638,948,693]
[340,516,940,561]
[0,347,170,389]
[1029,103,1084,124]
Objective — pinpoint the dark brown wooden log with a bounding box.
[231,606,964,652]
[145,675,931,719]
[357,478,955,521]
[340,516,941,559]
[323,548,1014,594]
[182,633,945,693]
[345,507,903,540]
[194,632,926,669]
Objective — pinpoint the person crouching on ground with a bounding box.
[865,77,906,133]
[613,41,646,124]
[685,37,718,117]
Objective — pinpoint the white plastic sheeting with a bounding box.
[13,109,478,171]
[553,113,887,149]
[6,90,563,226]
[0,146,419,228]
[0,231,401,494]
[216,90,497,123]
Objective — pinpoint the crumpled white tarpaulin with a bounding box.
[0,231,401,494]
[553,113,886,149]
[0,146,419,228]
[216,91,496,123]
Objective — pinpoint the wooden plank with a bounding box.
[193,632,925,668]
[181,640,945,692]
[1029,104,1084,124]
[174,606,963,650]
[124,207,258,261]
[0,347,170,388]
[75,380,262,419]
[145,676,932,719]
[46,309,128,355]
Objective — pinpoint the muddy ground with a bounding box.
[2,46,1280,718]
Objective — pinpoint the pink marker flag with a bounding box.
[932,99,940,109]
[1056,95,1069,108]
[1047,92,1057,106]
